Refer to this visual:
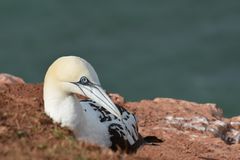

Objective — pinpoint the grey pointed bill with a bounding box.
[78,84,122,119]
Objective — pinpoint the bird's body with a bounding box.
[44,56,162,153]
[78,99,140,151]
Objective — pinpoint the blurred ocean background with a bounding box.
[0,1,239,117]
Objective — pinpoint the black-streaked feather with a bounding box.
[80,99,163,153]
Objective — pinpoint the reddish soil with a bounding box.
[0,83,239,160]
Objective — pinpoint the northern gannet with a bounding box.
[43,56,162,153]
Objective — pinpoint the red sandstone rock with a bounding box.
[0,73,25,84]
[0,83,240,159]
[109,93,125,105]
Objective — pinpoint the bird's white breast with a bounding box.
[44,95,82,130]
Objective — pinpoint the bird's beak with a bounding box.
[76,83,122,119]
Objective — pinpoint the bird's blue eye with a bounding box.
[80,76,89,85]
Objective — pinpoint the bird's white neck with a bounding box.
[44,89,83,130]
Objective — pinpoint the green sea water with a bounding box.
[0,1,240,117]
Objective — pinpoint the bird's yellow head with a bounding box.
[44,56,121,119]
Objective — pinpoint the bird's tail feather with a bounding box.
[143,136,164,145]
[128,136,163,153]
